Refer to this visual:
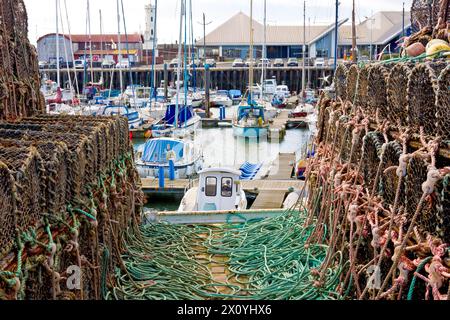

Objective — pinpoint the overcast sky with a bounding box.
[24,0,412,45]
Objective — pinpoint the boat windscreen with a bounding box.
[237,106,264,121]
[141,139,184,163]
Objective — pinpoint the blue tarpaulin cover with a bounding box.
[164,104,194,127]
[141,139,184,163]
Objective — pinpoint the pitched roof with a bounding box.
[197,12,332,46]
[37,33,143,44]
[198,11,410,47]
[338,11,411,45]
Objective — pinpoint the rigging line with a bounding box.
[57,0,74,97]
[87,0,94,84]
[63,0,80,97]
[121,0,137,108]
[150,0,158,104]
[190,0,196,92]
[175,0,184,129]
[184,0,188,128]
[83,0,88,92]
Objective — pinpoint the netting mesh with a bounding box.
[334,64,349,101]
[367,64,392,120]
[356,66,369,113]
[379,141,405,209]
[387,63,412,127]
[0,138,68,217]
[0,0,44,121]
[346,64,359,105]
[407,60,446,136]
[0,146,44,246]
[362,132,384,193]
[411,0,442,32]
[405,154,439,237]
[436,65,450,141]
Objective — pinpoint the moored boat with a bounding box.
[135,137,203,179]
[178,167,247,212]
[232,104,269,138]
[150,104,201,137]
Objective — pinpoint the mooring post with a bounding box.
[158,166,165,188]
[163,63,168,100]
[205,64,211,118]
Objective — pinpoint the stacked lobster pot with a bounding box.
[0,0,144,300]
[303,0,450,300]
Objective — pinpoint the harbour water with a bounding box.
[133,125,313,210]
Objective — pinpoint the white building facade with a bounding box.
[144,2,157,53]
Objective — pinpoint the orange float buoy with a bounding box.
[144,129,152,139]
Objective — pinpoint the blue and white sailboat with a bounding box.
[135,137,203,179]
[97,104,143,129]
[232,0,269,138]
[233,102,269,138]
[149,0,200,138]
[150,103,201,137]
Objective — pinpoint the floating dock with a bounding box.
[141,152,302,210]
[140,178,303,195]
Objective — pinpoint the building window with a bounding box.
[151,17,153,22]
[151,30,154,36]
[205,177,217,197]
[221,178,233,197]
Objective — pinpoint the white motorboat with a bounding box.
[170,91,203,108]
[210,90,233,108]
[178,168,247,212]
[136,137,203,179]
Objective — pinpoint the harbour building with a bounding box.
[197,11,412,60]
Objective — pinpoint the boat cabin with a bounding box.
[236,105,265,122]
[196,168,244,211]
[275,85,290,98]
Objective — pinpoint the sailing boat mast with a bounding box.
[115,0,124,97]
[301,1,306,95]
[351,0,357,63]
[175,0,185,128]
[333,0,339,71]
[150,0,158,102]
[183,0,188,127]
[249,0,254,102]
[56,0,60,87]
[260,0,266,99]
[87,0,94,83]
[190,0,196,92]
[100,9,104,84]
[63,0,80,97]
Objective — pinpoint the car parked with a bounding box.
[314,57,325,67]
[273,58,284,67]
[258,58,271,68]
[245,58,257,67]
[102,59,116,69]
[169,58,179,68]
[74,59,87,69]
[189,59,203,68]
[232,58,245,67]
[116,60,130,69]
[39,61,49,69]
[205,59,216,68]
[287,58,298,67]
